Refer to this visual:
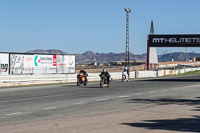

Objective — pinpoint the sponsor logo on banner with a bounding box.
[68,56,74,66]
[0,64,8,72]
[149,34,200,47]
[152,38,200,43]
[34,56,40,66]
[34,55,54,67]
[53,55,56,66]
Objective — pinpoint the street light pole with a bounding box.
[124,8,131,69]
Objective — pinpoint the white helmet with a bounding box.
[124,67,128,70]
[103,69,107,72]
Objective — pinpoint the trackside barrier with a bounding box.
[174,70,178,75]
[130,72,136,79]
[157,70,164,77]
[179,69,185,74]
[135,71,157,78]
[165,70,170,76]
[0,69,199,87]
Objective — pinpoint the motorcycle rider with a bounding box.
[79,68,87,75]
[123,67,130,80]
[78,68,88,81]
[100,69,110,85]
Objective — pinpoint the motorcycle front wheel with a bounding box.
[84,81,87,86]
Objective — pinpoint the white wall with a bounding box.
[136,71,157,78]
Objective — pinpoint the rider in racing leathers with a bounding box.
[123,67,130,80]
[100,69,110,85]
[78,68,88,81]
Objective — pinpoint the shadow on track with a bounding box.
[122,116,200,133]
[127,98,200,106]
[142,78,200,82]
[121,97,200,132]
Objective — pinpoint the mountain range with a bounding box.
[26,49,200,64]
[26,49,67,55]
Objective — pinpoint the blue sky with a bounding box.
[0,0,200,55]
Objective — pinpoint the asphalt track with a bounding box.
[1,74,200,132]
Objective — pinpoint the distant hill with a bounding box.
[26,49,67,54]
[75,51,146,64]
[158,52,200,62]
[26,49,200,64]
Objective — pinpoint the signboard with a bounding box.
[10,54,34,74]
[57,55,75,73]
[33,55,57,74]
[10,54,25,74]
[7,53,75,74]
[0,53,9,75]
[149,34,200,47]
[34,55,56,67]
[23,55,34,74]
[66,55,75,73]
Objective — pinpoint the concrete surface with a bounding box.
[1,75,200,132]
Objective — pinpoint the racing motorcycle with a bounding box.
[99,73,110,88]
[122,71,129,82]
[77,73,88,86]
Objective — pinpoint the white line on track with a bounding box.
[73,102,84,105]
[0,93,72,103]
[162,90,168,92]
[150,91,156,94]
[135,93,142,96]
[96,99,107,102]
[5,112,23,116]
[188,85,200,88]
[117,95,130,98]
[43,107,57,110]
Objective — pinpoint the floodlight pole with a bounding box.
[125,8,131,69]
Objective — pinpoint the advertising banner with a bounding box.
[57,55,66,73]
[149,34,200,47]
[10,54,25,74]
[10,54,34,74]
[23,54,34,74]
[57,55,75,73]
[33,54,57,74]
[0,53,9,75]
[9,53,75,74]
[66,55,75,73]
